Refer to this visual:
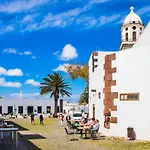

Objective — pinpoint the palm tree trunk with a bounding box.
[54,95,58,115]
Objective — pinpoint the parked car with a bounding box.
[71,112,82,122]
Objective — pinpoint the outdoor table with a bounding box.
[1,124,14,139]
[77,126,90,138]
[0,127,18,148]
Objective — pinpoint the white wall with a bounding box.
[89,44,150,140]
[110,45,150,140]
[0,99,54,114]
[89,51,112,125]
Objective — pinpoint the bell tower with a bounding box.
[120,6,144,50]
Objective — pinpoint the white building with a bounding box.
[0,91,54,115]
[0,98,54,115]
[88,6,150,140]
[63,100,89,114]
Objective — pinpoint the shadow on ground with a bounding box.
[7,121,28,131]
[8,120,46,150]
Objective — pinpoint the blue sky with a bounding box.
[0,0,149,102]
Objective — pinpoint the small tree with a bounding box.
[65,64,89,104]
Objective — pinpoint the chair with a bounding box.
[66,121,79,134]
[90,127,101,140]
[64,127,78,141]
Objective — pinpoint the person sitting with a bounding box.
[86,118,91,126]
[90,118,96,126]
[79,120,85,127]
[90,119,100,134]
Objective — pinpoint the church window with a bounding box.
[125,27,128,31]
[133,21,135,23]
[140,27,142,31]
[133,32,136,41]
[125,33,128,41]
[98,92,101,99]
[120,93,139,101]
[132,26,136,30]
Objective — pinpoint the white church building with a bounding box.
[88,6,150,140]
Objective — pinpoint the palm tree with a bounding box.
[40,73,72,115]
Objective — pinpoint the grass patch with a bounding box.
[10,118,150,150]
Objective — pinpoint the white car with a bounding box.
[71,112,82,122]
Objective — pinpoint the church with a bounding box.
[88,6,150,140]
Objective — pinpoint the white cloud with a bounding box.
[32,56,36,59]
[76,14,120,29]
[10,92,40,98]
[21,0,110,32]
[0,67,6,75]
[53,63,69,72]
[0,0,50,14]
[53,51,60,55]
[0,66,23,76]
[6,68,23,76]
[36,74,39,78]
[23,8,82,31]
[19,51,32,55]
[0,0,113,33]
[21,13,40,23]
[24,51,32,55]
[137,6,150,16]
[76,16,97,28]
[0,77,22,87]
[0,25,14,34]
[25,79,40,86]
[60,44,78,61]
[100,14,120,25]
[2,48,17,54]
[3,49,36,58]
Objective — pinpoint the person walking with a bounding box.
[39,114,44,125]
[60,114,64,126]
[30,113,35,125]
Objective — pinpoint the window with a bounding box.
[98,92,101,99]
[120,93,139,101]
[73,113,82,117]
[140,27,142,31]
[18,106,23,114]
[92,55,98,72]
[47,106,51,113]
[125,27,128,31]
[8,106,13,114]
[27,106,33,114]
[132,26,136,30]
[133,32,136,41]
[37,106,42,113]
[133,21,135,23]
[92,104,95,118]
[125,33,128,41]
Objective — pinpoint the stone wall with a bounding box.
[103,53,118,128]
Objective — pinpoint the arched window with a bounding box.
[133,32,136,41]
[125,33,128,41]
